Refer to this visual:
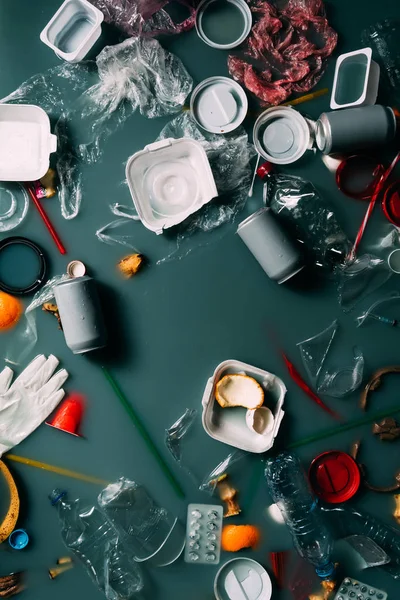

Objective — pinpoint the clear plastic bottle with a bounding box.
[264,452,335,580]
[49,489,143,599]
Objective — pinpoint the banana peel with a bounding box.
[0,460,20,543]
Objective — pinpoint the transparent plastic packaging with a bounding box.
[98,478,185,566]
[89,0,199,37]
[322,504,400,580]
[336,254,392,312]
[165,408,197,473]
[362,20,400,104]
[339,535,390,569]
[317,346,364,398]
[49,489,144,598]
[264,174,350,271]
[297,320,338,383]
[1,37,193,219]
[356,291,400,327]
[5,274,69,366]
[265,452,335,580]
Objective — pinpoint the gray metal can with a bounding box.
[54,276,107,354]
[316,105,396,154]
[237,207,304,283]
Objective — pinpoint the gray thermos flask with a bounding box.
[237,207,304,283]
[54,276,107,354]
[316,105,397,154]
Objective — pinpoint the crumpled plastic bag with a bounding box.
[96,112,256,263]
[265,173,350,271]
[90,0,200,37]
[1,37,193,219]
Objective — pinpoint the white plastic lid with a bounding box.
[214,558,272,600]
[126,138,218,234]
[191,77,248,134]
[253,107,312,164]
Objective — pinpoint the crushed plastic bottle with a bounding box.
[49,489,144,599]
[265,452,335,580]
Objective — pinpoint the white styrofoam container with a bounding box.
[40,0,104,63]
[330,48,380,110]
[0,104,57,182]
[201,360,286,453]
[126,138,218,235]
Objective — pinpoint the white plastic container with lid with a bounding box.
[126,138,218,235]
[330,48,380,110]
[40,0,104,63]
[201,359,286,453]
[0,104,57,182]
[253,106,315,165]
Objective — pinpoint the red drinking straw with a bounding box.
[25,184,66,255]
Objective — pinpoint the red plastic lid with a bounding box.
[309,451,361,503]
[382,180,400,227]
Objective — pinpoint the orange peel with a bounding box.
[221,524,261,552]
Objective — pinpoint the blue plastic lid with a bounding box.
[49,488,67,506]
[9,529,29,550]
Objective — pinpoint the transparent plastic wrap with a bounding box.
[264,174,350,271]
[199,451,246,494]
[5,274,69,366]
[89,0,199,37]
[336,255,392,312]
[356,292,400,328]
[228,0,338,105]
[362,19,400,104]
[96,218,140,249]
[297,320,338,384]
[165,408,198,478]
[317,347,364,398]
[1,38,193,219]
[322,505,400,580]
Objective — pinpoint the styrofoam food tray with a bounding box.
[202,360,286,453]
[0,104,57,182]
[126,138,218,235]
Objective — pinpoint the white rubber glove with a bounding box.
[0,354,68,456]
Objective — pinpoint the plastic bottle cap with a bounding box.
[8,529,29,550]
[257,161,274,180]
[309,451,361,503]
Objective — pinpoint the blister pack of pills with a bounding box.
[184,503,223,565]
[334,577,387,600]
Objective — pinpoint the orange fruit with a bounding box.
[0,292,22,330]
[221,524,261,552]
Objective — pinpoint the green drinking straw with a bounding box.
[102,366,185,499]
[287,404,400,449]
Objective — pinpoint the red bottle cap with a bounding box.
[257,161,274,180]
[309,451,361,503]
[382,180,400,227]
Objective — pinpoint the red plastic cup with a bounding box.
[46,393,85,437]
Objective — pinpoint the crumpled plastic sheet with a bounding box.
[1,37,193,219]
[165,408,197,468]
[199,451,247,495]
[90,0,200,37]
[265,174,350,271]
[297,319,338,383]
[318,346,364,398]
[97,113,256,264]
[336,254,392,312]
[96,218,141,250]
[228,0,338,105]
[5,274,69,366]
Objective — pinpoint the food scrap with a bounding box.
[215,374,264,409]
[42,303,62,329]
[0,460,20,544]
[117,253,144,278]
[372,418,400,441]
[211,474,241,518]
[0,292,22,331]
[394,494,400,525]
[0,572,24,598]
[221,524,261,552]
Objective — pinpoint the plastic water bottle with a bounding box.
[49,489,143,599]
[264,452,335,580]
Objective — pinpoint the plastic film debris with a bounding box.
[1,37,193,219]
[356,291,400,328]
[362,19,400,104]
[199,451,246,495]
[154,112,256,264]
[89,0,200,37]
[297,320,338,384]
[336,255,392,312]
[265,174,350,271]
[165,408,197,468]
[5,274,69,366]
[96,219,140,250]
[339,535,390,570]
[317,347,364,398]
[228,0,338,105]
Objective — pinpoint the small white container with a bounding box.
[330,48,380,110]
[201,359,286,453]
[126,138,218,235]
[0,104,57,182]
[40,0,104,63]
[196,0,252,50]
